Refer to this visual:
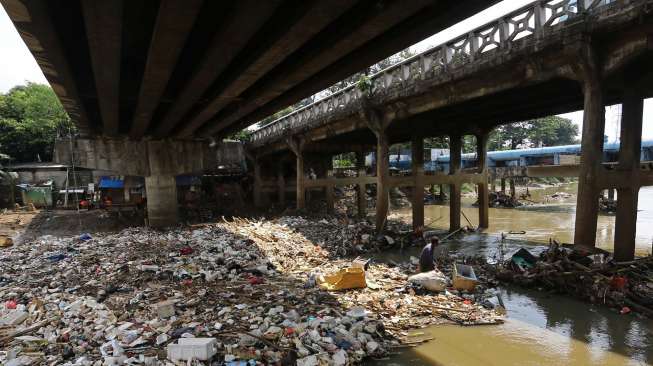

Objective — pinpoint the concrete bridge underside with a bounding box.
[1,0,493,139]
[248,1,653,261]
[1,0,497,229]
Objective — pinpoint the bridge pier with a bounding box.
[288,137,306,210]
[574,45,604,247]
[363,106,391,233]
[614,84,644,261]
[253,159,263,208]
[412,136,424,231]
[277,162,286,208]
[477,132,489,229]
[356,151,367,218]
[375,131,390,232]
[326,164,335,214]
[449,134,462,232]
[54,138,214,228]
[145,175,178,227]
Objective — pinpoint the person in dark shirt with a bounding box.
[419,237,440,272]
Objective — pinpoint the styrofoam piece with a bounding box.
[0,310,28,326]
[167,338,217,361]
[153,300,175,318]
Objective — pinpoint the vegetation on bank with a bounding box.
[0,83,73,163]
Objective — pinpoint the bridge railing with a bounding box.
[249,0,611,145]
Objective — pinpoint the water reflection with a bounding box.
[394,184,653,255]
[370,234,653,366]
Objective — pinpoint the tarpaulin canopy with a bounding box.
[99,177,124,189]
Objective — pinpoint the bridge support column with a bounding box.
[253,159,263,208]
[362,106,391,233]
[288,137,306,210]
[574,45,604,247]
[509,179,516,198]
[55,138,215,228]
[277,164,286,208]
[326,167,335,214]
[356,151,367,218]
[145,175,178,228]
[614,86,643,261]
[449,134,462,232]
[477,132,489,229]
[375,131,390,232]
[412,136,424,231]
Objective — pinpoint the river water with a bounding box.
[371,184,653,365]
[394,183,653,256]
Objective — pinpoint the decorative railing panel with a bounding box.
[250,0,614,145]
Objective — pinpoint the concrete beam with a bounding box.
[129,0,202,139]
[199,0,433,137]
[53,138,215,177]
[153,0,281,137]
[176,1,357,137]
[81,0,122,136]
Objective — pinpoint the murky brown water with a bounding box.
[393,183,653,255]
[373,187,653,365]
[369,235,653,366]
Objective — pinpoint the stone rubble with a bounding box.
[0,216,503,365]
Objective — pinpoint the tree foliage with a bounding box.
[0,83,73,163]
[488,116,578,151]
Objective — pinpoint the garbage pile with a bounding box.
[493,241,653,317]
[475,192,522,208]
[275,216,412,257]
[0,216,504,365]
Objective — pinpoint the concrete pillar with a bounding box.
[614,86,643,261]
[145,175,177,227]
[253,160,262,207]
[500,178,506,194]
[477,132,489,229]
[277,170,285,207]
[356,151,366,218]
[287,137,306,210]
[326,169,335,214]
[375,130,390,232]
[509,179,516,198]
[449,135,462,232]
[574,45,604,247]
[412,136,424,231]
[362,106,391,233]
[296,154,305,209]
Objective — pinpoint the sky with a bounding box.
[1,1,651,142]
